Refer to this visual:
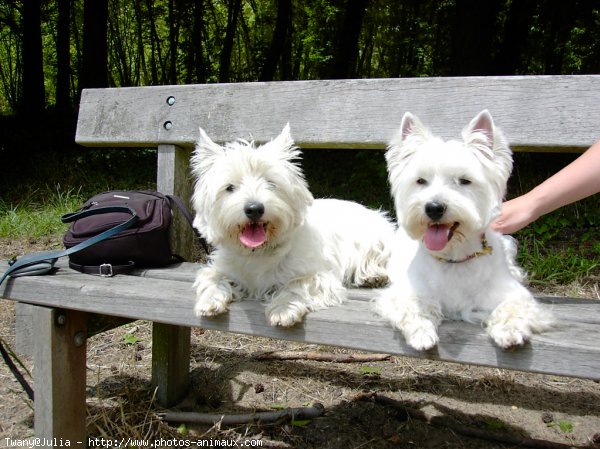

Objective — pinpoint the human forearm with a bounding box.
[527,139,600,217]
[492,139,600,234]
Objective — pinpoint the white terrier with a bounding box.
[374,110,554,351]
[191,124,394,327]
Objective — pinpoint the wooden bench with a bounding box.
[2,75,600,445]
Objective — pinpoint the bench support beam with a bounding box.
[152,144,193,406]
[157,143,194,256]
[151,323,191,406]
[33,306,87,446]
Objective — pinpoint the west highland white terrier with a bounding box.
[191,124,394,327]
[374,110,554,351]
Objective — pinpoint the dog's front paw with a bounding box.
[405,320,439,351]
[488,323,530,349]
[194,284,232,318]
[360,274,389,289]
[266,301,309,327]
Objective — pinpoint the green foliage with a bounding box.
[0,185,84,240]
[558,420,574,433]
[2,0,600,114]
[122,332,141,346]
[359,365,381,376]
[547,419,574,433]
[484,419,506,431]
[512,187,600,288]
[270,402,287,410]
[290,419,312,427]
[0,146,157,241]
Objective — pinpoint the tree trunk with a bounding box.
[325,0,369,79]
[133,0,149,85]
[448,0,503,75]
[56,0,71,113]
[168,0,178,84]
[21,0,45,116]
[191,0,207,83]
[145,0,163,84]
[259,0,292,81]
[492,0,534,75]
[79,0,109,91]
[219,0,242,83]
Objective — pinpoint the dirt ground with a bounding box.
[1,238,600,448]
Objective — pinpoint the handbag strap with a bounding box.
[68,260,136,276]
[0,205,138,287]
[167,195,210,254]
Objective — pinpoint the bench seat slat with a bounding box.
[76,76,600,152]
[2,262,599,380]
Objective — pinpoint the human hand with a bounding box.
[491,196,539,234]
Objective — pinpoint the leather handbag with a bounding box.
[63,190,207,275]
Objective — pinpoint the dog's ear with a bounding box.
[463,110,496,160]
[386,112,430,172]
[196,127,224,157]
[464,110,514,190]
[269,123,295,154]
[263,123,303,164]
[400,112,417,141]
[191,127,225,176]
[398,112,430,143]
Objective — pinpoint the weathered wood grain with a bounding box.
[151,322,190,407]
[33,307,86,447]
[3,261,600,380]
[76,76,600,151]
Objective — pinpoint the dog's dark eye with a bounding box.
[416,178,427,185]
[458,178,471,186]
[266,181,277,190]
[225,184,235,192]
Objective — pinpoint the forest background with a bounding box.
[0,0,599,287]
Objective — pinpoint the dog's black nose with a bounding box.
[244,202,265,221]
[425,201,446,221]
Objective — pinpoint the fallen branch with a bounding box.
[157,403,324,426]
[253,350,392,363]
[353,393,574,449]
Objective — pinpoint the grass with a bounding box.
[0,148,598,293]
[513,195,600,287]
[521,239,599,286]
[0,185,85,240]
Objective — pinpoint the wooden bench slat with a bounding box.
[3,262,599,380]
[76,76,600,152]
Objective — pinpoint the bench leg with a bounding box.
[15,303,34,356]
[151,323,191,407]
[33,307,87,447]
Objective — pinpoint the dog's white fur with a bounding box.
[191,124,394,327]
[374,110,554,350]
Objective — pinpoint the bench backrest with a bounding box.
[76,75,600,153]
[75,75,600,258]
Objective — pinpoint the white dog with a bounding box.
[374,110,554,351]
[191,124,394,327]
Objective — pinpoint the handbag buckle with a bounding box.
[99,263,114,277]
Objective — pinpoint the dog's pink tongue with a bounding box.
[240,223,266,248]
[424,224,451,251]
